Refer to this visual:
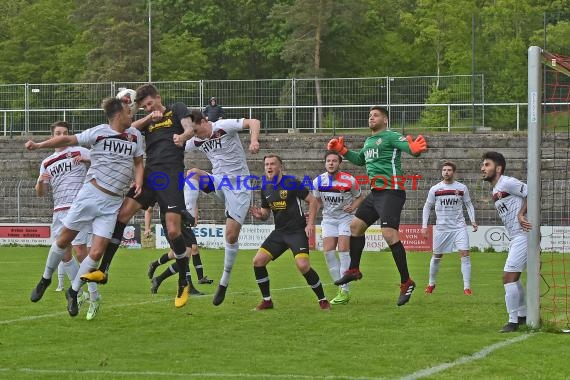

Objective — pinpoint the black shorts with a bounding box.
[260,229,309,260]
[355,189,406,229]
[161,218,197,247]
[126,168,185,215]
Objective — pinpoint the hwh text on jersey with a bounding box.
[103,139,133,155]
[440,198,459,206]
[323,195,343,204]
[200,139,222,153]
[49,161,73,177]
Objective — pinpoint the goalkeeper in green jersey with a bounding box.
[327,106,428,306]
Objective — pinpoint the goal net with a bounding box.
[527,47,570,331]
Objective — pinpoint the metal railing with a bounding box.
[0,75,493,134]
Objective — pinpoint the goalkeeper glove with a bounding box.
[406,134,427,155]
[327,136,348,155]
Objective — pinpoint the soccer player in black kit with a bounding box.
[249,154,331,310]
[81,84,196,308]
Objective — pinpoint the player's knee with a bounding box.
[350,218,367,236]
[253,252,269,266]
[295,258,310,273]
[226,231,239,244]
[166,229,181,241]
[382,228,399,245]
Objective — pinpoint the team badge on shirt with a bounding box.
[375,138,382,145]
[280,190,288,199]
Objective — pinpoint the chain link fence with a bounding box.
[0,75,500,135]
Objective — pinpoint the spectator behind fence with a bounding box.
[204,97,224,122]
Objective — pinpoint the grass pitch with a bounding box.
[1,247,569,379]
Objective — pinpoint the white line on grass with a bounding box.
[0,368,386,380]
[0,284,315,325]
[399,333,533,380]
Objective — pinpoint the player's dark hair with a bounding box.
[189,108,206,123]
[135,83,159,103]
[50,120,69,135]
[482,151,506,174]
[370,105,389,118]
[441,161,456,172]
[263,154,282,164]
[102,97,125,120]
[324,150,342,163]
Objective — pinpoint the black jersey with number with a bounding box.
[261,177,309,231]
[142,102,190,171]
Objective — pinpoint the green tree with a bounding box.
[156,0,287,80]
[0,0,78,83]
[72,0,149,81]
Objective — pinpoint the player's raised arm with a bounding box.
[242,118,261,154]
[25,135,78,151]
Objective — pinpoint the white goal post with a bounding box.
[527,46,570,329]
[526,46,542,329]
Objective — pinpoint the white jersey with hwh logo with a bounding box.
[492,175,527,238]
[422,181,476,232]
[39,146,90,211]
[312,171,361,222]
[185,118,249,176]
[76,124,144,195]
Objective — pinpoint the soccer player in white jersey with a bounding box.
[421,161,477,295]
[312,151,363,304]
[481,151,532,333]
[30,121,94,306]
[184,111,261,306]
[25,98,144,319]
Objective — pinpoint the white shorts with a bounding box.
[321,217,352,238]
[63,182,123,239]
[433,228,469,254]
[504,234,527,272]
[52,210,91,246]
[212,174,251,225]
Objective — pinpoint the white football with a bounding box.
[116,88,138,115]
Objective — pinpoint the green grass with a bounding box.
[1,247,569,379]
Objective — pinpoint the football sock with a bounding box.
[183,179,200,217]
[43,241,67,280]
[168,233,189,287]
[389,241,410,283]
[72,256,98,292]
[303,268,325,300]
[515,280,527,317]
[175,256,190,287]
[220,242,239,287]
[504,282,520,323]
[338,251,351,291]
[157,264,178,282]
[348,235,366,269]
[63,257,79,282]
[87,281,99,301]
[461,256,472,289]
[155,252,170,266]
[192,253,205,279]
[57,261,65,286]
[428,256,441,285]
[324,250,341,283]
[98,221,126,273]
[254,266,271,298]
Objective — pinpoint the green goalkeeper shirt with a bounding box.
[344,129,412,190]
